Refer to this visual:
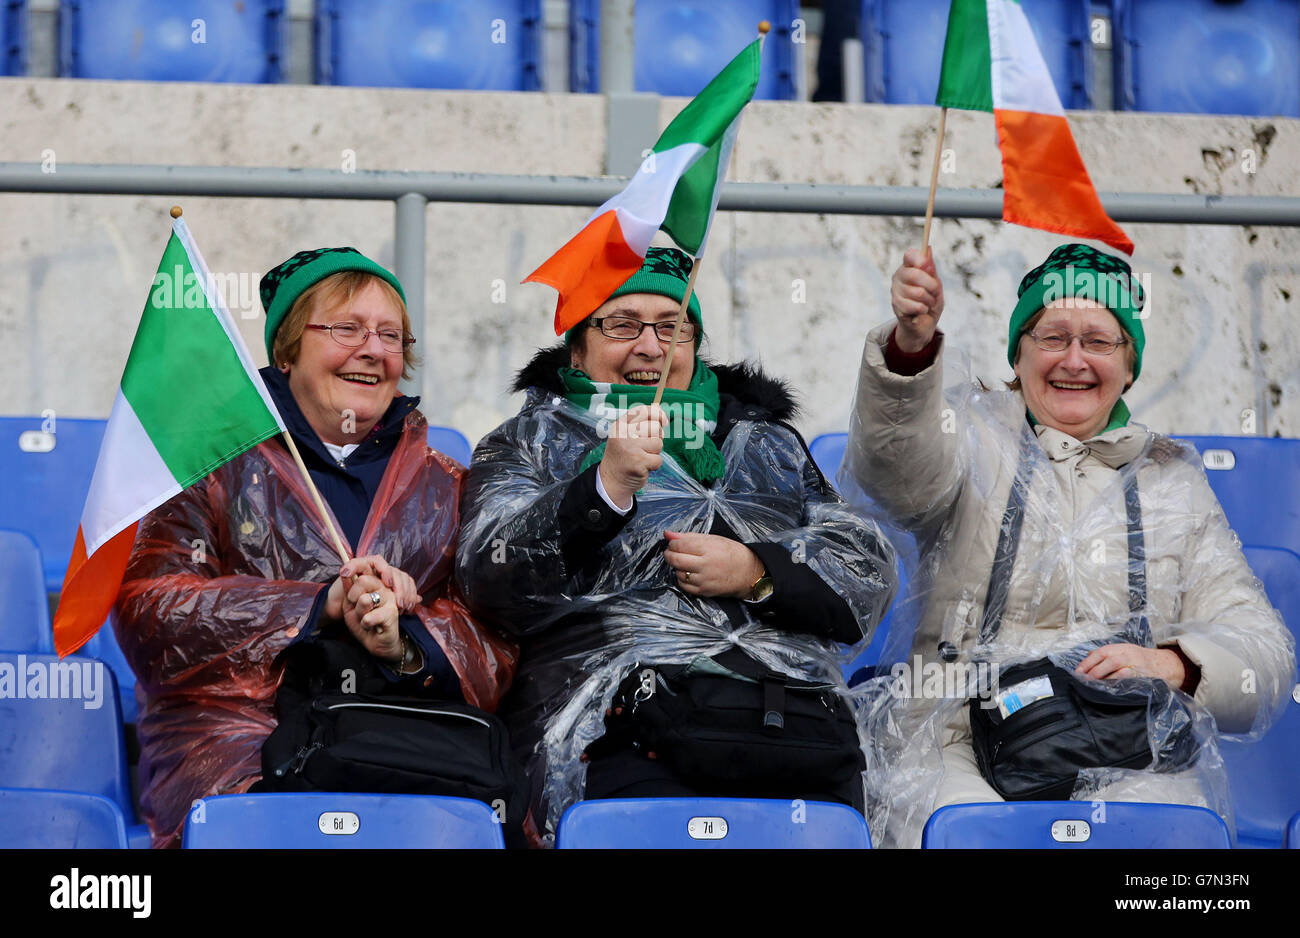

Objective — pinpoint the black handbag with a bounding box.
[965,437,1197,801]
[584,650,865,805]
[257,635,530,843]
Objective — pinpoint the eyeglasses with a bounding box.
[1027,330,1128,356]
[305,322,415,353]
[590,317,697,343]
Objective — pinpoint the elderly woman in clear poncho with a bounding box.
[840,243,1295,848]
[456,247,897,839]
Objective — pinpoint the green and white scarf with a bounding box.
[558,362,726,484]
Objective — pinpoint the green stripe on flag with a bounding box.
[653,38,761,155]
[936,0,994,111]
[121,233,283,488]
[662,132,727,256]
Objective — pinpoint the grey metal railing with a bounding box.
[4,160,1299,394]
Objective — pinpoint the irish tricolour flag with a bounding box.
[937,0,1133,254]
[52,217,285,656]
[526,37,761,334]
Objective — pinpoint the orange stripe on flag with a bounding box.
[994,109,1134,256]
[523,210,645,335]
[52,523,138,657]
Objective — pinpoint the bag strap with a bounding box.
[972,432,1148,650]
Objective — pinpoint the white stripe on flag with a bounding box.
[81,389,182,555]
[173,217,285,431]
[587,142,708,256]
[988,0,1065,116]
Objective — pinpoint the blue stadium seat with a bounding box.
[75,618,138,726]
[808,431,847,482]
[0,651,146,844]
[316,0,541,90]
[0,529,53,654]
[1287,811,1299,848]
[182,792,506,848]
[1113,0,1299,117]
[58,0,285,83]
[0,652,130,806]
[0,416,106,594]
[862,0,1092,108]
[1217,544,1300,848]
[0,788,129,848]
[570,0,799,100]
[922,801,1232,848]
[556,797,872,848]
[427,425,473,466]
[2,1,25,76]
[1175,436,1300,557]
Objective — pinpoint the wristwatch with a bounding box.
[744,570,774,604]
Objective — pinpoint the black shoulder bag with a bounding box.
[966,437,1197,801]
[257,635,530,843]
[584,648,866,810]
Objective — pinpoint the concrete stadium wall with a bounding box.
[2,77,1298,448]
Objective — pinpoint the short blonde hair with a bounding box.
[1005,307,1136,392]
[272,271,417,380]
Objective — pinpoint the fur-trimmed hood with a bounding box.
[511,343,801,424]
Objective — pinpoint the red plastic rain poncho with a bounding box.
[113,410,517,847]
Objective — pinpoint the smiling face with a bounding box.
[570,292,695,390]
[282,279,406,445]
[1013,299,1134,441]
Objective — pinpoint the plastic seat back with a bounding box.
[570,0,798,99]
[74,618,138,725]
[1175,436,1300,556]
[1217,545,1300,847]
[58,0,285,82]
[922,801,1231,848]
[1113,0,1299,116]
[0,788,128,849]
[182,792,506,848]
[1286,811,1299,849]
[427,425,473,467]
[2,1,25,75]
[0,529,53,654]
[0,652,133,820]
[862,0,1092,108]
[556,797,872,848]
[0,416,106,593]
[316,0,542,90]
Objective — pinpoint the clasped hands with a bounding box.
[323,555,422,664]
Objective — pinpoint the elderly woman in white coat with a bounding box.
[841,243,1295,848]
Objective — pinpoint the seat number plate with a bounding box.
[1050,819,1091,843]
[687,816,728,840]
[318,811,360,835]
[1201,449,1236,471]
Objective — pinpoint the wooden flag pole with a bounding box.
[651,257,702,408]
[281,430,352,565]
[921,106,948,254]
[171,203,350,567]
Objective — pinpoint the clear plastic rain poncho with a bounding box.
[838,323,1296,848]
[456,360,898,838]
[113,410,518,847]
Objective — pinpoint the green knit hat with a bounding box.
[565,246,703,346]
[260,247,405,361]
[1008,243,1146,380]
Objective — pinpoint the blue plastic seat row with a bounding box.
[861,0,1298,117]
